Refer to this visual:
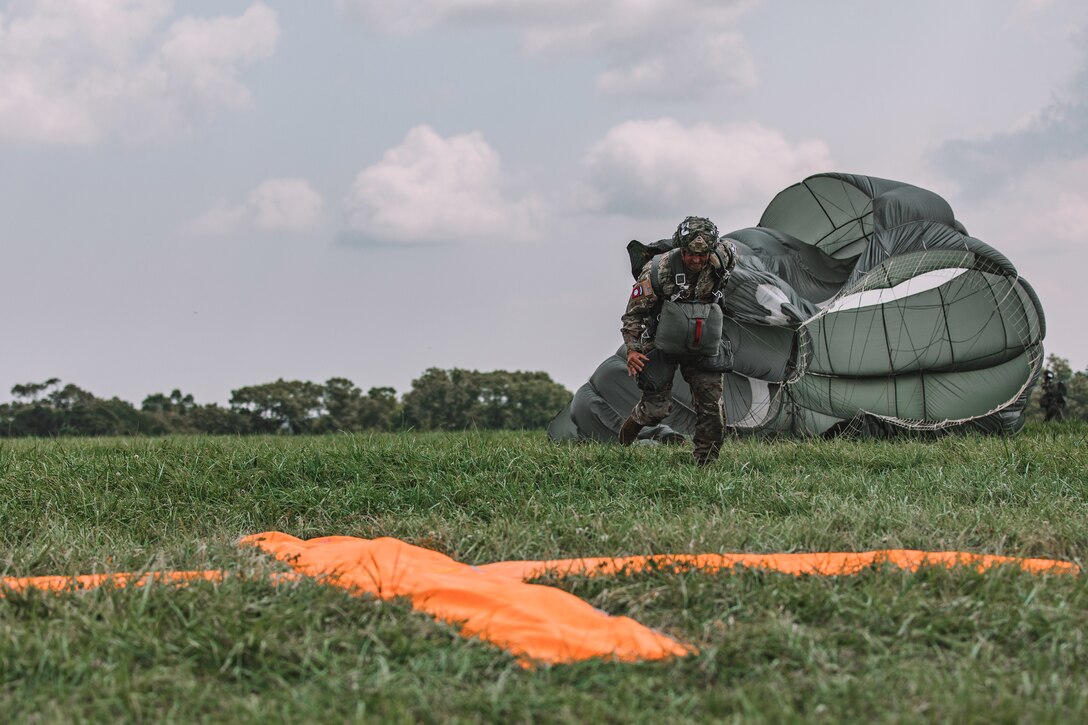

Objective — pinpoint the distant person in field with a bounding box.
[1040,369,1067,422]
[619,216,739,466]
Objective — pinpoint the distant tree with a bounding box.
[402,368,483,430]
[63,397,168,436]
[480,371,571,429]
[317,378,400,431]
[48,383,97,410]
[402,368,570,430]
[186,403,253,435]
[0,401,59,436]
[142,389,196,414]
[230,379,326,434]
[140,389,253,435]
[11,378,60,404]
[1,379,165,436]
[358,386,399,430]
[320,377,365,432]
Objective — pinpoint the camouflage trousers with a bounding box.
[632,350,725,463]
[1044,406,1065,422]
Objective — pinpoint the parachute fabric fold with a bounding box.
[551,173,1045,440]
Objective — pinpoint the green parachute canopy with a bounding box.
[549,173,1045,440]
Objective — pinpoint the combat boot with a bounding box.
[618,416,644,445]
[692,441,721,467]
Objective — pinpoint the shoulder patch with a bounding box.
[631,279,652,299]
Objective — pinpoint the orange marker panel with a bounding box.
[478,549,1079,580]
[238,532,692,666]
[3,533,1078,667]
[0,570,224,594]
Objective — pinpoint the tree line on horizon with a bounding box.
[2,355,1085,438]
[0,369,572,438]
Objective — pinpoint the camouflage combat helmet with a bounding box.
[673,216,719,253]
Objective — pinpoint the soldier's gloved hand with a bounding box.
[627,350,649,377]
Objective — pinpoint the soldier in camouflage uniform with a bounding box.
[619,216,739,465]
[1041,369,1068,422]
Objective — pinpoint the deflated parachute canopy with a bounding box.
[549,173,1045,440]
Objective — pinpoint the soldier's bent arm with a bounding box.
[621,268,658,352]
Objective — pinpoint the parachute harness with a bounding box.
[670,272,689,302]
[651,248,730,304]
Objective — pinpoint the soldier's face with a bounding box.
[681,250,709,272]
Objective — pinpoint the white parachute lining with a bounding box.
[734,377,773,428]
[820,267,970,315]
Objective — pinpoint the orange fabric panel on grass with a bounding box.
[0,570,225,594]
[477,549,1079,581]
[237,532,693,666]
[3,535,1078,667]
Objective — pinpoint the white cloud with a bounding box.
[1010,0,1059,22]
[936,23,1088,198]
[0,1,278,145]
[950,157,1088,249]
[595,32,756,98]
[1053,190,1088,242]
[581,118,834,217]
[342,124,541,244]
[189,178,325,235]
[336,0,761,98]
[945,155,1088,367]
[156,5,279,111]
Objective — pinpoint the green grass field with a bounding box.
[3,425,1087,722]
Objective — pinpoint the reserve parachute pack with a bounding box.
[655,300,723,356]
[627,239,733,358]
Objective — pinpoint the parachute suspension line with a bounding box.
[842,240,887,390]
[878,276,900,420]
[841,178,871,246]
[792,325,811,383]
[936,283,956,371]
[980,274,1011,357]
[897,249,944,378]
[953,270,1021,363]
[983,271,1031,367]
[988,272,1022,308]
[1010,277,1039,351]
[920,368,929,422]
[810,180,874,250]
[813,179,855,221]
[896,252,927,376]
[881,256,901,418]
[806,180,838,230]
[827,363,835,415]
[816,178,868,227]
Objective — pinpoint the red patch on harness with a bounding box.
[631,284,643,298]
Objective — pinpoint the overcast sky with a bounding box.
[2,0,1086,405]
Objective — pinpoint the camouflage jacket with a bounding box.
[621,244,734,353]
